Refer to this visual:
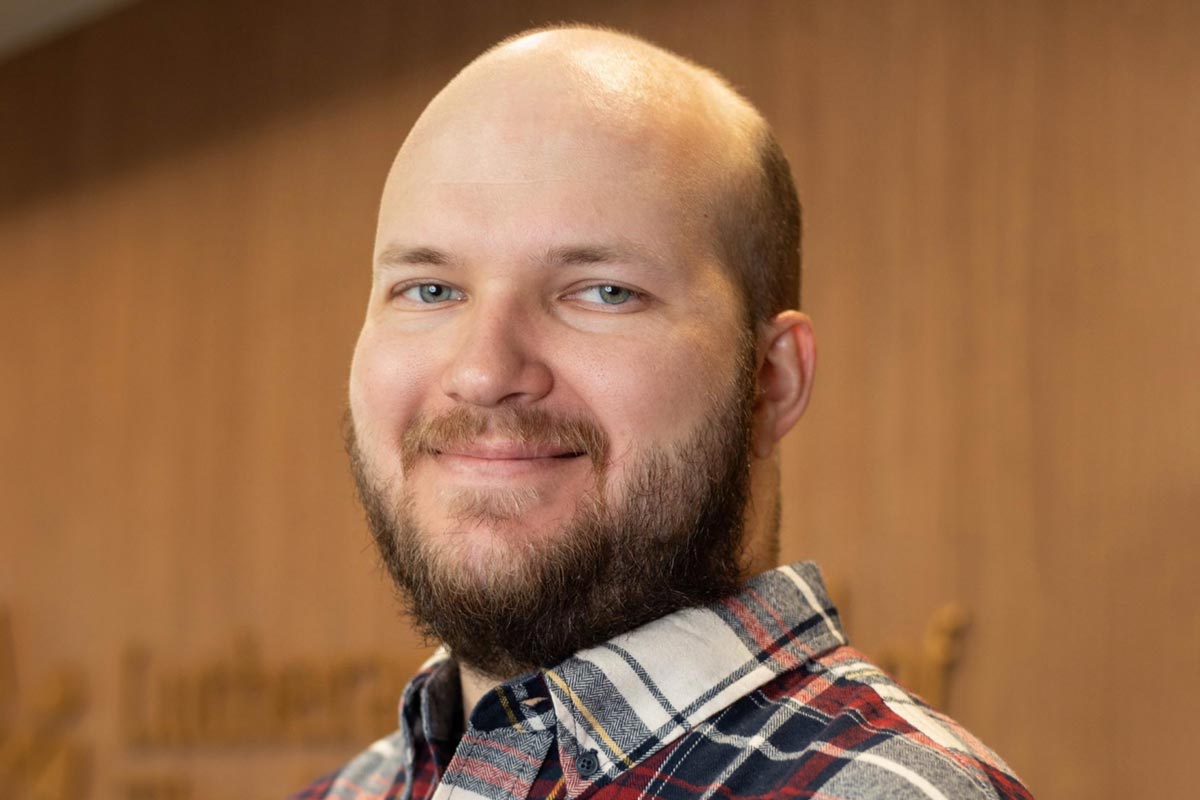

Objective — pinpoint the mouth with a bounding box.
[427,443,590,482]
[434,442,587,461]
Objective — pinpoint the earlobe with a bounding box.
[751,311,816,459]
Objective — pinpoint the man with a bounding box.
[294,25,1032,800]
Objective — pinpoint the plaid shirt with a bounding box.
[290,562,1032,800]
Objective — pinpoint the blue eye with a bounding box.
[399,283,462,303]
[567,283,645,310]
[597,285,633,305]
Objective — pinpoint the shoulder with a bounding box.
[706,646,1033,799]
[286,731,409,800]
[287,771,337,800]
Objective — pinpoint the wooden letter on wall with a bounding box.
[0,607,92,800]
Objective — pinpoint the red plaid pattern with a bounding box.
[290,562,1032,800]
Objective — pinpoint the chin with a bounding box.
[427,514,558,576]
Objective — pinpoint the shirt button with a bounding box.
[577,749,600,778]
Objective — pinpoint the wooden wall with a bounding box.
[2,1,1198,798]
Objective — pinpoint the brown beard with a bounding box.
[345,342,758,680]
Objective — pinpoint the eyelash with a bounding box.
[569,284,646,308]
[388,281,648,309]
[391,282,464,304]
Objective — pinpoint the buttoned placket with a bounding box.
[430,674,558,800]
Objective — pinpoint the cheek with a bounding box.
[585,266,748,456]
[349,324,432,463]
[557,326,735,469]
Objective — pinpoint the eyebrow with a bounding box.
[373,241,663,272]
[541,244,647,266]
[375,245,452,268]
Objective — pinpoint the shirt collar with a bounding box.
[399,561,846,797]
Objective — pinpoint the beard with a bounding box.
[345,342,758,680]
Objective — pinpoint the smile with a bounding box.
[434,441,586,460]
[431,444,588,479]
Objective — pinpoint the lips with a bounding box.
[434,441,586,460]
[399,408,608,476]
[429,441,588,481]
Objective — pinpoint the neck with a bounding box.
[741,451,782,575]
[459,661,509,730]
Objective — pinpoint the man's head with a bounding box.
[347,26,815,679]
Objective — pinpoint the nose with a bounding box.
[439,297,554,407]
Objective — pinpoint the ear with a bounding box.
[751,310,816,459]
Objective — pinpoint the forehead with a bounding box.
[378,91,718,266]
[389,109,658,198]
[383,180,673,252]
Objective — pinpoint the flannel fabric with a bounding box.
[290,562,1032,800]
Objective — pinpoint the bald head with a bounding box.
[382,25,801,324]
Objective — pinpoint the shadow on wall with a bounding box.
[0,0,612,218]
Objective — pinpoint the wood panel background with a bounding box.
[2,1,1198,798]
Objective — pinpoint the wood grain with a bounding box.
[2,1,1197,797]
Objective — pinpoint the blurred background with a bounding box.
[1,1,1198,798]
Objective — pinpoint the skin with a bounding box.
[347,29,817,723]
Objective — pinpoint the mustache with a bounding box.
[399,406,610,475]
